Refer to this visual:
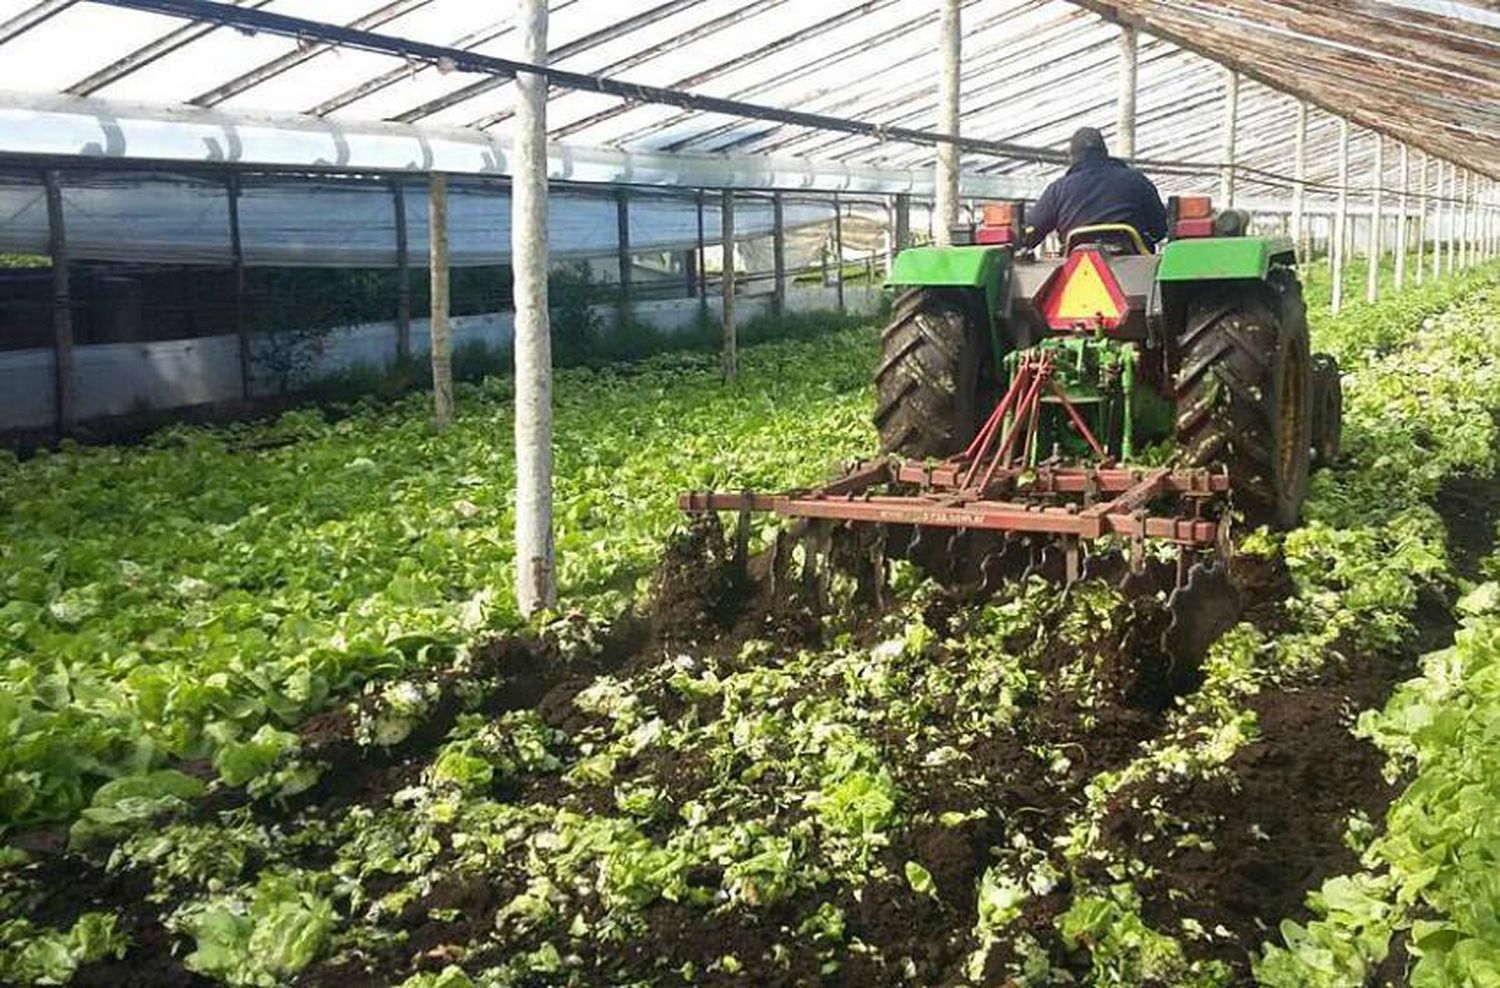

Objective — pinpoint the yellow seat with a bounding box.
[1063,223,1150,256]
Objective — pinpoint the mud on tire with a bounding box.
[1174,268,1313,529]
[873,288,988,459]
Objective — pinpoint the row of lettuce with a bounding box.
[0,333,874,832]
[1031,266,1500,986]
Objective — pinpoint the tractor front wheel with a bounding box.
[873,288,989,459]
[1174,269,1313,529]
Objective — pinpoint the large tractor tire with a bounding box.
[873,288,989,459]
[1174,268,1313,529]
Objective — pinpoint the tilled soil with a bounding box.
[16,473,1493,986]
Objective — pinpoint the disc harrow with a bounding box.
[680,354,1244,658]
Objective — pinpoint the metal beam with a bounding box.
[393,180,411,361]
[1291,99,1307,261]
[227,171,249,399]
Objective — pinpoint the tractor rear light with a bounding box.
[1036,249,1129,331]
[982,203,1017,227]
[1169,195,1215,239]
[1174,195,1212,219]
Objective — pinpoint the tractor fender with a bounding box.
[1155,236,1297,282]
[887,245,1013,367]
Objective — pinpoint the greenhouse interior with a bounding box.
[0,1,1499,986]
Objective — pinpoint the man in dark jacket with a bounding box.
[1023,127,1168,250]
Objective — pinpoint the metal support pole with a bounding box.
[512,0,555,616]
[43,170,74,435]
[615,188,632,305]
[895,192,912,251]
[1219,68,1238,207]
[392,180,411,362]
[428,173,454,429]
[227,172,249,399]
[1332,118,1349,314]
[1116,24,1138,159]
[1291,100,1307,263]
[833,194,845,315]
[772,191,786,319]
[721,190,737,381]
[933,0,960,246]
[1367,133,1382,304]
[1416,153,1428,284]
[1394,143,1408,291]
[1433,161,1445,281]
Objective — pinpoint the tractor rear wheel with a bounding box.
[1174,269,1313,529]
[873,288,988,459]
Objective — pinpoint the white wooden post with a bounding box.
[1433,161,1444,281]
[428,173,454,429]
[1220,68,1238,207]
[1332,118,1349,313]
[933,0,960,247]
[1394,143,1408,291]
[1366,133,1382,304]
[1447,162,1458,276]
[1116,25,1138,159]
[512,0,556,616]
[1416,153,1428,284]
[1291,101,1307,262]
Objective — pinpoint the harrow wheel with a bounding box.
[873,287,990,459]
[1174,267,1313,529]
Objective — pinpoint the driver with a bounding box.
[1022,127,1168,251]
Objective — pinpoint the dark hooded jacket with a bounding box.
[1024,150,1169,249]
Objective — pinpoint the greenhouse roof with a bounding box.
[0,0,1495,189]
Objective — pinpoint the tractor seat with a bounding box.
[1063,223,1151,256]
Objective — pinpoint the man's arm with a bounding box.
[1023,183,1059,249]
[1137,174,1169,244]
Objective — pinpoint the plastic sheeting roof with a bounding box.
[0,0,1494,192]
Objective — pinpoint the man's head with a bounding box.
[1068,126,1108,164]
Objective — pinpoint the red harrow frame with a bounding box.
[679,351,1241,656]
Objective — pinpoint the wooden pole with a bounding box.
[615,188,632,308]
[1366,133,1382,304]
[428,173,454,429]
[1416,153,1428,284]
[1332,118,1349,313]
[1116,24,1138,159]
[772,191,786,319]
[227,172,250,398]
[721,190,737,382]
[1291,101,1307,263]
[833,193,845,315]
[695,191,707,303]
[1220,68,1238,207]
[43,170,75,435]
[933,0,960,246]
[393,180,412,362]
[1433,160,1445,281]
[512,0,556,616]
[1394,143,1408,291]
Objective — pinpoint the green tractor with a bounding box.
[682,196,1342,657]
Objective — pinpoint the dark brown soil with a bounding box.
[1437,470,1500,581]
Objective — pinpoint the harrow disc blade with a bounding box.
[1080,548,1129,588]
[1162,561,1242,661]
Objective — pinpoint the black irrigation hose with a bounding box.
[75,0,1493,207]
